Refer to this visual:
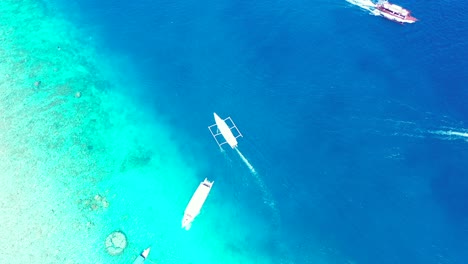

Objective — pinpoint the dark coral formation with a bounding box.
[105,231,127,256]
[79,194,109,211]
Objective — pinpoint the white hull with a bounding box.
[142,248,150,258]
[379,11,416,23]
[132,247,150,264]
[375,1,417,24]
[182,178,214,230]
[214,113,238,148]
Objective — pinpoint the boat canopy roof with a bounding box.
[382,2,409,15]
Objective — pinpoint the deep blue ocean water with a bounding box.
[56,0,467,262]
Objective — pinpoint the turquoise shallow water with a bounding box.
[0,1,288,263]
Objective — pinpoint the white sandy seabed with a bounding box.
[0,1,191,263]
[0,1,291,264]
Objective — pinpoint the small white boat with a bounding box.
[182,178,214,230]
[208,112,243,149]
[375,0,417,24]
[132,248,150,264]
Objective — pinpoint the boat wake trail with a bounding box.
[359,116,468,143]
[235,147,257,175]
[428,129,468,142]
[353,114,468,144]
[235,147,278,214]
[345,0,379,15]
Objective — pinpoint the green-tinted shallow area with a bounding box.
[0,1,297,263]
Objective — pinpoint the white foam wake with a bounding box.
[235,148,278,212]
[429,130,468,142]
[235,147,257,174]
[345,0,380,15]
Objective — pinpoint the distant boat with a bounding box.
[132,248,150,264]
[182,178,214,230]
[375,0,417,23]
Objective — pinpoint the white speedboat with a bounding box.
[375,0,417,24]
[132,248,150,264]
[182,178,214,230]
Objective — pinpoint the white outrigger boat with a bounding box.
[208,112,242,149]
[182,178,214,230]
[132,248,150,264]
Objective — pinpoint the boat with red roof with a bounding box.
[375,0,417,24]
